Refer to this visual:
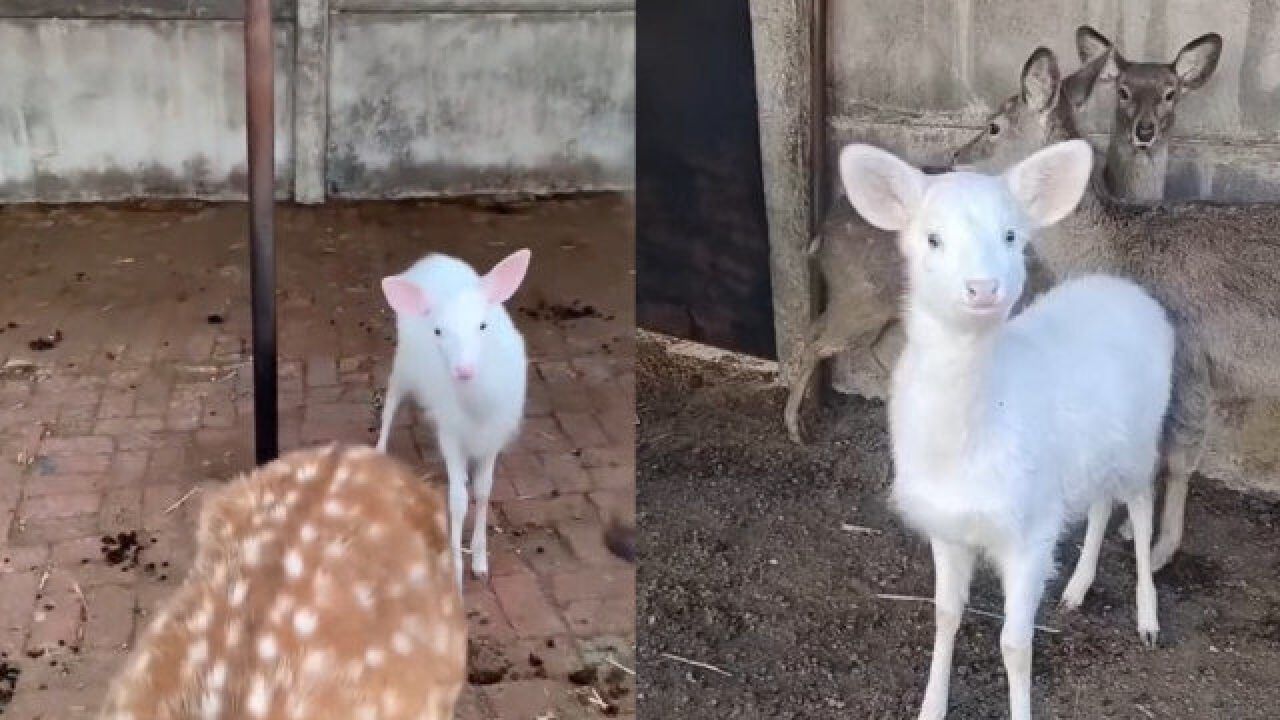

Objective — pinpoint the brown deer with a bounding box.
[99,444,467,720]
[1076,26,1222,205]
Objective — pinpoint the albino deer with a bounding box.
[841,139,1173,720]
[955,44,1274,573]
[1076,26,1222,205]
[99,445,467,720]
[377,250,530,589]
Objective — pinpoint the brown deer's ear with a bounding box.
[1064,50,1108,110]
[1174,32,1223,91]
[1021,47,1061,113]
[1075,26,1112,63]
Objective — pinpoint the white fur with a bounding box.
[841,141,1174,720]
[375,251,529,589]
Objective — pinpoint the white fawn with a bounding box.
[840,139,1174,720]
[99,444,467,720]
[377,249,530,589]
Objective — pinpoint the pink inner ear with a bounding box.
[381,276,431,315]
[482,248,531,304]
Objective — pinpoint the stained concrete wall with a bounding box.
[0,0,635,202]
[825,0,1280,204]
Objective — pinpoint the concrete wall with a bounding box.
[0,0,634,202]
[825,0,1280,203]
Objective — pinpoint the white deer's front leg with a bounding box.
[438,437,470,591]
[998,547,1052,720]
[376,372,406,453]
[469,453,497,579]
[918,539,975,720]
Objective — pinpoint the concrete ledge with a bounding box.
[334,0,633,12]
[825,113,1280,204]
[0,1,295,19]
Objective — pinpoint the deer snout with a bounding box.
[964,278,1001,307]
[1134,120,1157,145]
[453,364,476,382]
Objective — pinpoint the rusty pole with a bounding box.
[245,0,278,463]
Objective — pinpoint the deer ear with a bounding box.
[1005,139,1093,228]
[1021,47,1061,113]
[381,276,432,316]
[482,249,531,305]
[1174,32,1222,90]
[838,144,927,233]
[1075,26,1112,64]
[1065,50,1108,110]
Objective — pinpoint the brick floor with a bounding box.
[0,197,635,719]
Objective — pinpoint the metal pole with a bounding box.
[245,0,278,463]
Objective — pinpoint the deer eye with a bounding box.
[479,322,487,331]
[1163,87,1175,102]
[1117,85,1131,102]
[434,328,442,337]
[988,122,1001,136]
[927,233,942,249]
[1005,229,1016,245]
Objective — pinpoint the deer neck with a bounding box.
[1104,136,1167,206]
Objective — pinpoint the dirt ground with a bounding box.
[0,195,635,719]
[637,336,1280,719]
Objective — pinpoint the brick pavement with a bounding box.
[0,197,635,719]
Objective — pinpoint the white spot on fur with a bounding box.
[243,536,263,566]
[284,549,304,579]
[391,632,412,655]
[247,675,270,717]
[365,647,385,667]
[408,562,428,586]
[324,540,346,559]
[285,490,299,506]
[367,523,386,540]
[323,499,344,517]
[189,639,209,666]
[269,594,295,624]
[299,524,317,543]
[189,604,212,633]
[257,633,277,661]
[229,580,248,607]
[356,705,377,720]
[199,688,222,719]
[293,607,318,637]
[302,649,329,677]
[297,464,317,482]
[381,689,402,714]
[270,503,287,522]
[354,583,374,610]
[209,661,227,689]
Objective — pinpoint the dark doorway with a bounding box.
[636,0,776,359]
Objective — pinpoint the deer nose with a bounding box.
[965,278,1000,306]
[1134,121,1156,143]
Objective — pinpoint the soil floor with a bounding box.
[637,336,1280,719]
